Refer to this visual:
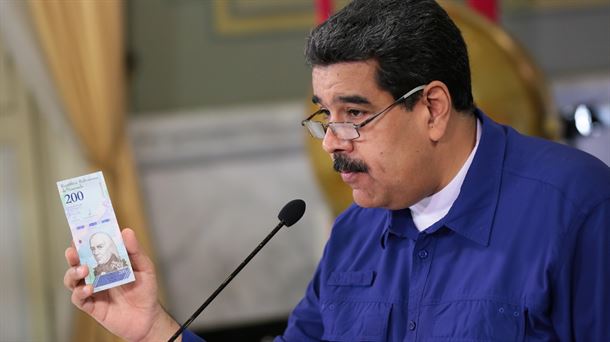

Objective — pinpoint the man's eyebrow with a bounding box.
[311,94,372,105]
[338,95,371,105]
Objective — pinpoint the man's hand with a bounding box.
[63,228,181,342]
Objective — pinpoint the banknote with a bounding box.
[57,171,135,292]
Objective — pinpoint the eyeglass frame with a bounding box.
[301,85,426,141]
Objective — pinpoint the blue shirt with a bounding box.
[184,111,610,341]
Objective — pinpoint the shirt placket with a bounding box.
[405,233,436,341]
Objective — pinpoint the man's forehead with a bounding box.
[311,62,388,106]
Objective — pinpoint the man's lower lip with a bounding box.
[341,172,359,182]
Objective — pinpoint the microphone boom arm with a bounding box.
[168,221,286,342]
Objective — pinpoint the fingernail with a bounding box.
[77,266,86,276]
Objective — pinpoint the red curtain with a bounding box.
[316,0,333,23]
[467,0,498,22]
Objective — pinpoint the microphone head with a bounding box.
[278,199,306,227]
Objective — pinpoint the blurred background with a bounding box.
[0,0,608,341]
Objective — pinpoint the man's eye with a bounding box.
[347,109,366,118]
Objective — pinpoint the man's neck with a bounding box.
[432,112,478,194]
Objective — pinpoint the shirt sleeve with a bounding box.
[552,198,610,341]
[181,329,206,342]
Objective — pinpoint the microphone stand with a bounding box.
[167,221,287,342]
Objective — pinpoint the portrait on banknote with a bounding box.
[89,232,129,277]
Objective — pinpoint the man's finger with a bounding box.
[65,246,80,267]
[122,228,154,272]
[64,265,88,290]
[71,284,93,311]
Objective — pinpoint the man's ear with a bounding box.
[421,81,452,142]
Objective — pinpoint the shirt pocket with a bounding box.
[426,299,524,341]
[320,300,392,341]
[321,270,391,341]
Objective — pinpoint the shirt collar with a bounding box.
[381,109,506,247]
[438,109,506,246]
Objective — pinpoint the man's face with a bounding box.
[312,60,437,209]
[90,234,113,264]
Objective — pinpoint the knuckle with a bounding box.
[71,291,81,306]
[64,267,82,290]
[63,270,74,287]
[72,286,87,302]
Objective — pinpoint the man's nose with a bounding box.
[322,127,353,155]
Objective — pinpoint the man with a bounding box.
[89,232,128,277]
[64,0,610,340]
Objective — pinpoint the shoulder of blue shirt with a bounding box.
[502,125,610,211]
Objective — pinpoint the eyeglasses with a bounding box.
[301,85,426,140]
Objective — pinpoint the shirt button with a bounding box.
[408,320,416,330]
[418,250,429,259]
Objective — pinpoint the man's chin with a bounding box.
[352,189,379,208]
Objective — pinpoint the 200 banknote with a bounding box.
[57,171,135,292]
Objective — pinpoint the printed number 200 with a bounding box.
[65,191,84,204]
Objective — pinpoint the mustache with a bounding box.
[333,153,368,173]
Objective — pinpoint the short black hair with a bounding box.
[305,0,474,113]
